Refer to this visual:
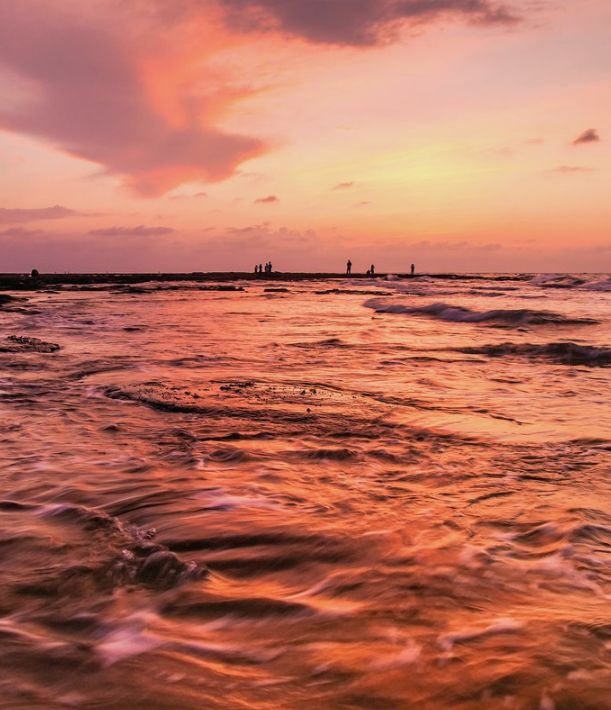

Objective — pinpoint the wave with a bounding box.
[530,274,586,289]
[581,277,611,292]
[37,502,206,590]
[457,342,611,366]
[363,299,598,325]
[530,274,611,292]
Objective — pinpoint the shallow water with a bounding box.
[0,274,609,709]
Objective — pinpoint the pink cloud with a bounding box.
[572,128,600,145]
[216,0,519,45]
[254,195,279,204]
[0,227,44,238]
[88,225,175,237]
[0,2,266,197]
[548,165,594,174]
[0,205,79,224]
[332,182,355,190]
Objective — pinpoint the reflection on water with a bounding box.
[0,274,609,709]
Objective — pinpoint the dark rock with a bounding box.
[0,336,61,353]
[136,550,206,588]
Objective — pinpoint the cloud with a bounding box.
[0,2,266,197]
[168,191,208,201]
[88,225,176,236]
[572,129,600,145]
[217,0,519,46]
[254,195,279,204]
[0,0,522,199]
[549,165,594,174]
[332,182,354,190]
[0,205,79,224]
[0,227,44,237]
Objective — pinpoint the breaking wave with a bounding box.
[531,274,611,292]
[364,299,598,325]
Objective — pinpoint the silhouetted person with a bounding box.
[370,264,375,276]
[30,268,40,280]
[268,262,273,273]
[258,264,263,274]
[410,263,415,276]
[254,265,258,274]
[346,260,352,275]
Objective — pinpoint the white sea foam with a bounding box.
[437,618,524,651]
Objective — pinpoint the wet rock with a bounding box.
[0,336,61,353]
[135,550,206,588]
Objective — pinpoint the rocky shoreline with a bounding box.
[0,271,531,290]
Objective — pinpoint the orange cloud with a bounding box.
[0,2,266,197]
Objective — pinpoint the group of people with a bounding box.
[254,262,273,274]
[345,261,416,276]
[346,260,376,275]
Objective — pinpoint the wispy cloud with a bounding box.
[88,225,175,237]
[572,128,600,145]
[0,227,44,237]
[332,182,355,190]
[548,165,594,174]
[0,205,79,225]
[254,195,279,204]
[169,191,208,201]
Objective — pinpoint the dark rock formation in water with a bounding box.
[135,550,206,588]
[0,336,61,353]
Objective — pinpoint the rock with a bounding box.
[136,550,206,588]
[0,336,61,353]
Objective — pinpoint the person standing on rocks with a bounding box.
[346,260,352,276]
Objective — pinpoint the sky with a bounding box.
[0,0,609,273]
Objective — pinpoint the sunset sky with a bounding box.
[0,0,609,272]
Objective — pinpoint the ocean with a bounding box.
[0,272,609,709]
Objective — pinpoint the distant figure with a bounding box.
[410,263,415,276]
[370,264,375,276]
[258,263,263,274]
[366,268,371,276]
[346,260,352,275]
[31,268,39,280]
[254,265,258,274]
[268,262,273,273]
